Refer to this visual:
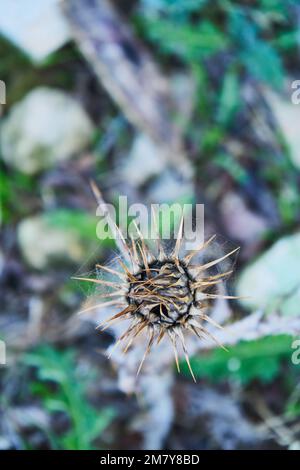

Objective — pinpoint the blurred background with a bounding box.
[1,0,300,450]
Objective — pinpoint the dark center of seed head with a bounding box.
[128,260,194,326]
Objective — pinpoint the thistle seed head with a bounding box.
[73,184,240,381]
[127,259,194,326]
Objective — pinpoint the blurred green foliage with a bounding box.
[1,0,300,423]
[139,0,299,88]
[45,209,113,247]
[137,0,300,188]
[23,346,114,450]
[0,168,37,223]
[143,18,228,60]
[285,386,300,418]
[0,36,77,106]
[181,335,300,384]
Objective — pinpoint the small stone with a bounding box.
[237,233,300,314]
[264,86,300,169]
[18,214,93,269]
[220,192,268,243]
[0,0,70,62]
[1,87,94,174]
[0,436,11,450]
[123,133,167,186]
[170,73,196,131]
[147,169,194,203]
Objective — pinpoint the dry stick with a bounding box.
[132,220,153,268]
[115,257,134,277]
[151,205,167,261]
[172,215,184,262]
[197,247,240,272]
[137,243,150,276]
[82,289,125,301]
[199,313,224,330]
[194,311,300,352]
[195,279,222,288]
[78,299,125,315]
[61,0,236,449]
[107,320,141,359]
[89,180,133,266]
[189,318,228,352]
[96,305,134,331]
[95,263,127,281]
[255,398,298,448]
[136,328,155,376]
[71,276,123,290]
[123,321,147,354]
[61,0,192,178]
[184,234,217,265]
[175,328,196,382]
[156,329,165,345]
[192,270,233,281]
[130,236,140,267]
[168,331,181,373]
[202,294,245,300]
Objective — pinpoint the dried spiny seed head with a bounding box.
[128,259,194,326]
[74,184,240,381]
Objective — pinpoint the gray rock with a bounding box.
[123,133,168,186]
[220,192,268,243]
[170,72,196,131]
[0,0,70,62]
[18,214,92,269]
[147,169,194,203]
[237,233,300,314]
[1,87,94,174]
[264,87,300,169]
[0,437,11,450]
[122,73,195,188]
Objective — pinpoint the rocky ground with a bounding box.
[1,0,300,450]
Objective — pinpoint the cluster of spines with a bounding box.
[73,183,240,381]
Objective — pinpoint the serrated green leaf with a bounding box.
[23,346,114,449]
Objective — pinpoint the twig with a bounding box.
[61,0,191,177]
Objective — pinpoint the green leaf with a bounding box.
[45,209,115,254]
[182,335,297,384]
[44,398,69,413]
[217,68,240,125]
[23,346,114,450]
[143,18,227,62]
[227,8,284,89]
[214,153,248,184]
[241,42,284,89]
[272,31,300,50]
[0,168,36,223]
